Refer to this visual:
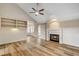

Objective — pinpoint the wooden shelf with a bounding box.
[1,17,27,28]
[1,25,16,27]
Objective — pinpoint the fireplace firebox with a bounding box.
[50,34,59,42]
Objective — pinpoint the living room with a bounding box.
[0,3,79,56]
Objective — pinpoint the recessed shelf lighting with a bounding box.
[11,28,19,31]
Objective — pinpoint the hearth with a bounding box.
[50,34,59,42]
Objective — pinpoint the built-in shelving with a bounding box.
[0,17,1,29]
[0,17,27,28]
[16,20,27,28]
[1,18,16,27]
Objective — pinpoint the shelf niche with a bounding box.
[1,18,27,29]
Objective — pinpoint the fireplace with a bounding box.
[50,34,59,42]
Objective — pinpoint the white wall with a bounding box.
[61,19,79,47]
[0,3,38,45]
[0,28,27,44]
[0,4,29,21]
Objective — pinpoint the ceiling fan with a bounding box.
[29,3,44,16]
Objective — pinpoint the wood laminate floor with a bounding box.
[0,36,79,56]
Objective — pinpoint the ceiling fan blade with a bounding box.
[29,12,35,13]
[32,8,36,11]
[39,9,44,12]
[39,13,44,15]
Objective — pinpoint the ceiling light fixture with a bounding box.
[35,12,39,15]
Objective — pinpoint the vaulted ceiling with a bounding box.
[17,3,79,23]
